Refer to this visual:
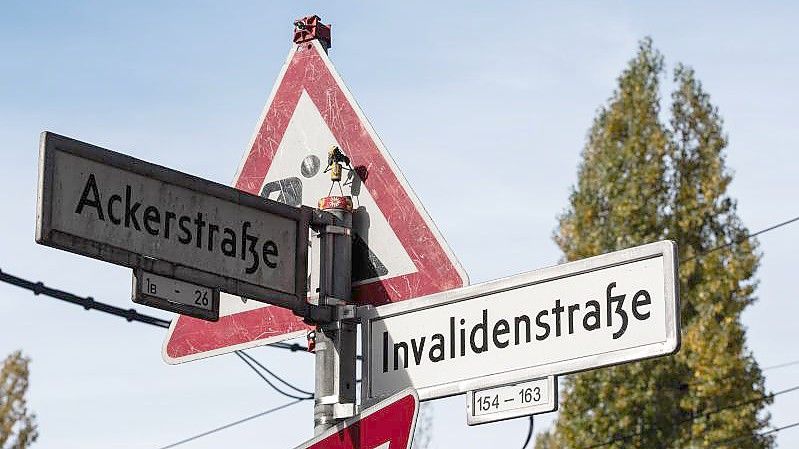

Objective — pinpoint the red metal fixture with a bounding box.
[307,330,317,353]
[293,15,331,48]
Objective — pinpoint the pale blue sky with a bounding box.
[1,2,798,448]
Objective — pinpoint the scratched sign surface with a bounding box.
[163,40,468,363]
[293,389,419,449]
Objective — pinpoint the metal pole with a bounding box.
[313,196,357,434]
[291,14,355,434]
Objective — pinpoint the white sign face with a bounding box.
[361,241,679,402]
[36,132,311,309]
[466,376,557,426]
[133,270,220,321]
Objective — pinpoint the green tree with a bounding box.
[668,63,770,448]
[536,38,770,449]
[0,351,38,449]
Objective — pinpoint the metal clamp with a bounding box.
[316,304,356,331]
[298,303,335,325]
[320,225,351,236]
[316,299,356,319]
[319,296,347,306]
[355,305,374,319]
[310,209,338,230]
[335,304,357,320]
[332,403,357,419]
[319,320,342,331]
[316,395,340,405]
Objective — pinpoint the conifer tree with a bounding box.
[536,39,771,449]
[668,64,770,448]
[0,351,38,449]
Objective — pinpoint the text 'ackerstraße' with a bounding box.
[74,173,280,275]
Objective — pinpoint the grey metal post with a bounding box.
[313,201,357,434]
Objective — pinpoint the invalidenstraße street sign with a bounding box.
[466,376,557,426]
[36,132,312,318]
[360,241,679,402]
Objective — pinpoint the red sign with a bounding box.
[163,37,467,364]
[294,389,419,449]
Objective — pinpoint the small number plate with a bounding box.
[466,376,558,426]
[132,269,220,321]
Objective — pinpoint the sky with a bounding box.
[1,1,798,448]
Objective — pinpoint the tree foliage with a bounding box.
[536,38,770,449]
[0,351,37,449]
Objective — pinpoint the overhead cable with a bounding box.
[710,419,799,448]
[234,350,313,400]
[155,399,304,449]
[0,267,170,328]
[238,350,313,396]
[683,214,799,262]
[583,384,799,449]
[762,359,799,372]
[0,267,309,352]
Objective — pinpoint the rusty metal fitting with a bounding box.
[307,330,317,352]
[293,15,331,47]
[330,162,342,182]
[318,196,353,212]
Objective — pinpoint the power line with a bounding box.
[234,351,312,400]
[155,399,305,449]
[683,214,799,262]
[564,352,799,389]
[583,383,799,449]
[0,267,170,328]
[710,419,799,448]
[0,267,310,352]
[238,350,313,396]
[762,359,799,372]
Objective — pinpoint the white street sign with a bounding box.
[133,270,220,321]
[36,132,312,313]
[361,241,679,402]
[466,376,557,426]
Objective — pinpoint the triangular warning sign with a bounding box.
[163,39,467,364]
